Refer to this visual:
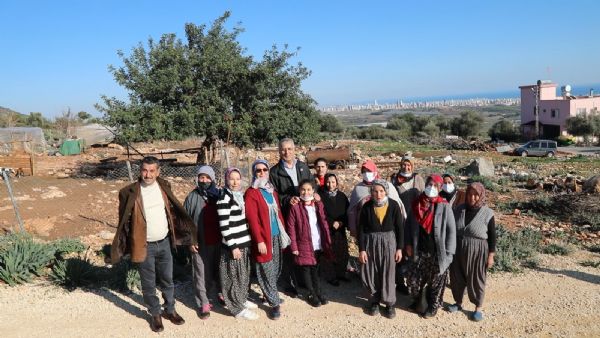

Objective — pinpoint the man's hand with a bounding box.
[290,196,300,205]
[189,245,199,254]
[257,242,267,255]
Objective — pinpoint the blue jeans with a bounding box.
[138,237,175,316]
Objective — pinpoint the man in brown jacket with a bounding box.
[112,156,196,332]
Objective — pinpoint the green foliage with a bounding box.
[491,225,542,273]
[587,245,600,253]
[97,12,320,147]
[541,243,572,256]
[470,175,498,192]
[386,112,449,137]
[353,126,407,141]
[318,114,344,133]
[109,260,141,291]
[51,238,86,258]
[450,111,484,137]
[572,212,600,232]
[579,260,600,268]
[50,257,98,289]
[0,234,56,286]
[488,119,520,142]
[556,135,575,146]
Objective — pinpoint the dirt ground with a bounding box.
[0,251,598,337]
[1,140,599,337]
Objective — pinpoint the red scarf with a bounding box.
[412,194,447,234]
[317,175,325,188]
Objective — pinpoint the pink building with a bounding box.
[520,81,600,140]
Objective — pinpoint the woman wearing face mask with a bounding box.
[184,165,224,319]
[391,156,425,216]
[244,160,290,320]
[216,168,257,320]
[440,174,466,210]
[321,173,351,286]
[447,182,496,322]
[348,160,405,238]
[405,174,456,318]
[358,180,404,319]
[286,179,333,307]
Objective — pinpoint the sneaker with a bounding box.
[471,311,484,322]
[269,305,281,320]
[317,294,329,305]
[382,305,396,319]
[198,304,211,320]
[365,302,379,316]
[307,294,321,307]
[446,303,462,313]
[423,307,438,319]
[244,300,258,309]
[235,308,259,320]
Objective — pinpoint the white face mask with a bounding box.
[442,183,455,194]
[424,186,439,198]
[300,195,314,202]
[363,172,376,182]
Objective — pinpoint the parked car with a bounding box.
[515,139,558,157]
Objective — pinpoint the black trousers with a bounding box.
[299,251,323,296]
[280,250,300,290]
[138,237,175,316]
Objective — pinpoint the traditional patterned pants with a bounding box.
[255,235,282,306]
[220,247,251,316]
[407,253,449,311]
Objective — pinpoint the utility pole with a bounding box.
[535,80,541,138]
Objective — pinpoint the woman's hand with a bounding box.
[292,250,299,256]
[232,248,241,260]
[405,245,413,257]
[394,249,403,263]
[359,250,368,264]
[333,221,340,230]
[486,252,495,269]
[257,242,267,255]
[189,245,199,254]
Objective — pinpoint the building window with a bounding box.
[576,108,586,116]
[551,109,560,118]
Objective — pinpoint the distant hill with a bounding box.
[0,106,29,127]
[0,106,22,116]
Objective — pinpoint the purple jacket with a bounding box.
[286,201,333,266]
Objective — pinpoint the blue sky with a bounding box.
[1,0,600,117]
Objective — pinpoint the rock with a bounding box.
[107,143,125,151]
[463,157,495,177]
[443,155,453,163]
[56,173,70,179]
[513,208,521,216]
[98,230,115,240]
[583,175,600,193]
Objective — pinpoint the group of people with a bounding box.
[112,138,496,333]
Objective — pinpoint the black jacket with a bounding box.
[269,159,313,216]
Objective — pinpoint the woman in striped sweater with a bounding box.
[216,168,258,320]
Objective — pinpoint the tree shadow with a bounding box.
[535,267,600,285]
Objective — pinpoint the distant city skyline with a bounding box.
[1,0,600,117]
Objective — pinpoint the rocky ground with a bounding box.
[0,250,598,337]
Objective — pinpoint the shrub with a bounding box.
[470,175,497,192]
[488,119,520,142]
[0,234,56,286]
[580,260,600,268]
[50,257,98,289]
[541,243,572,256]
[587,245,600,253]
[491,225,542,273]
[109,260,141,292]
[556,135,575,146]
[572,212,600,232]
[51,238,86,258]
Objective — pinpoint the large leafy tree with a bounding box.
[450,111,484,138]
[96,12,320,148]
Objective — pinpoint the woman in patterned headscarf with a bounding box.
[244,159,290,320]
[447,182,496,322]
[405,174,456,318]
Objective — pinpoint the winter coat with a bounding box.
[112,177,195,264]
[183,187,221,247]
[244,188,286,264]
[286,201,333,266]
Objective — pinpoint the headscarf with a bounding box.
[324,173,339,197]
[224,167,245,212]
[466,182,487,209]
[195,164,220,200]
[395,156,416,184]
[371,179,389,207]
[412,174,447,234]
[440,173,457,202]
[251,159,274,193]
[361,159,380,184]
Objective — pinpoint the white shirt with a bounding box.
[140,181,169,242]
[305,205,322,251]
[283,160,299,187]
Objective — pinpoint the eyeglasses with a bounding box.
[255,168,269,173]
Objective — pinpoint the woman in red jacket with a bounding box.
[244,159,290,320]
[286,179,333,307]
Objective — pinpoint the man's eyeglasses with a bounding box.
[255,168,268,173]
